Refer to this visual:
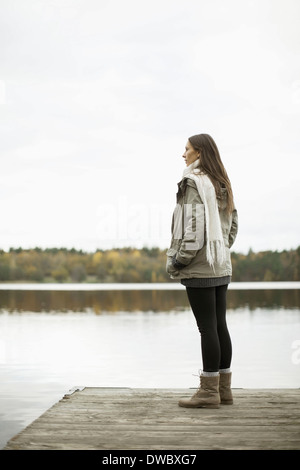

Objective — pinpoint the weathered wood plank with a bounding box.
[4,388,300,450]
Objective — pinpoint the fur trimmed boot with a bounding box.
[178,375,220,409]
[219,372,233,405]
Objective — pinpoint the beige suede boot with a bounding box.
[219,372,233,405]
[178,375,220,409]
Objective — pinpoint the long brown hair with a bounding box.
[188,133,234,214]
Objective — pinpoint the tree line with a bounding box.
[0,246,299,283]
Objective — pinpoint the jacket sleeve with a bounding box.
[174,179,205,267]
[229,208,238,248]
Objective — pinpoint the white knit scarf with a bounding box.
[182,159,226,268]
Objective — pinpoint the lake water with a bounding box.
[0,282,300,449]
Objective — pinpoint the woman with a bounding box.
[166,133,238,409]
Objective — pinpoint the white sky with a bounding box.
[0,0,299,254]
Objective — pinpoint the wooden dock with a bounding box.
[4,387,300,450]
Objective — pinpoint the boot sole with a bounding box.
[221,400,233,405]
[178,402,220,409]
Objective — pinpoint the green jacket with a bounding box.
[166,176,238,280]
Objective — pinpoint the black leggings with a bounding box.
[186,285,232,372]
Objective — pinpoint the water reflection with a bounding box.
[0,288,299,313]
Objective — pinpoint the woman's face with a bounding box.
[182,140,200,166]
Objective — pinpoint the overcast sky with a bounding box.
[0,0,299,254]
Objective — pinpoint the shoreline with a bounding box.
[0,281,300,290]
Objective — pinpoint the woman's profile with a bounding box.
[166,133,238,408]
